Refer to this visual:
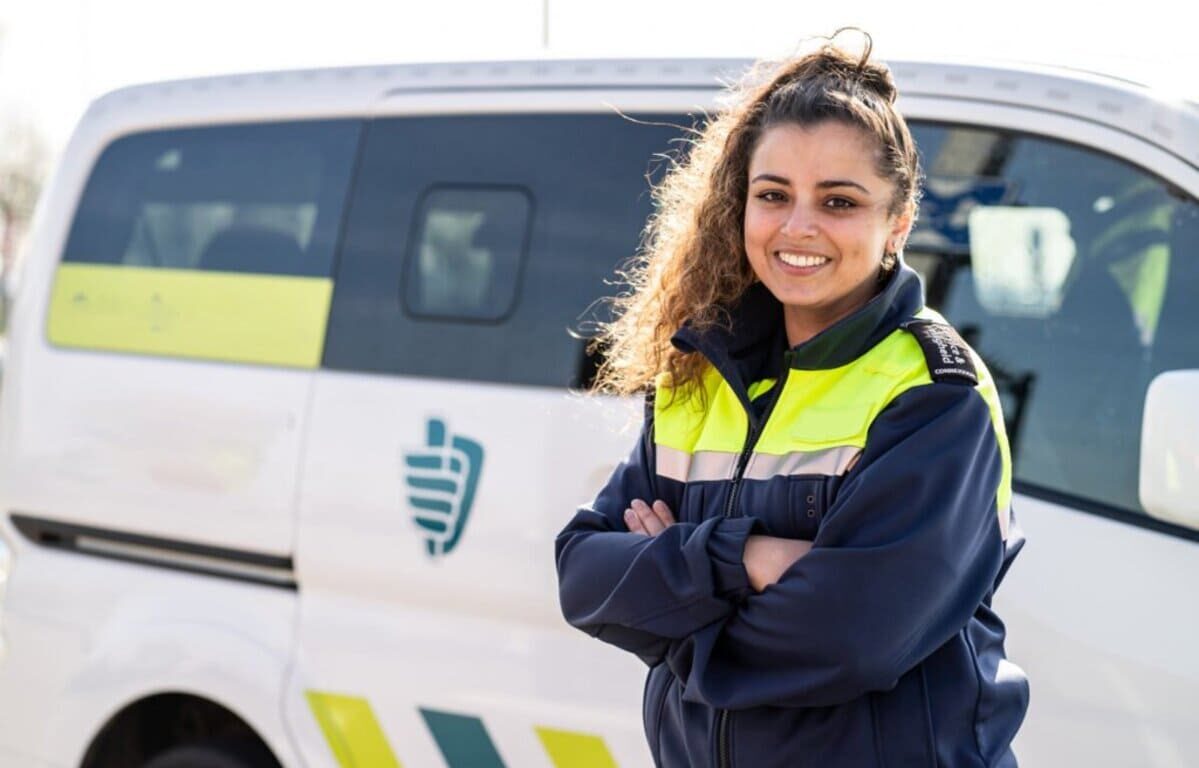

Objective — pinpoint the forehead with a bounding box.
[748,121,883,180]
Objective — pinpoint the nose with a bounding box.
[780,203,818,239]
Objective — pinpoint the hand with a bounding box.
[743,535,813,592]
[624,498,676,536]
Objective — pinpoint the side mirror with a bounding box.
[1140,370,1199,529]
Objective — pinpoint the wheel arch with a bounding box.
[79,690,283,768]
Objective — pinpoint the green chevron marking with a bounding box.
[419,708,507,768]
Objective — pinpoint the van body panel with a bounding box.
[0,529,299,767]
[0,350,311,553]
[75,58,1199,170]
[288,377,651,767]
[997,494,1199,765]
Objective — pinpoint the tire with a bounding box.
[142,738,276,768]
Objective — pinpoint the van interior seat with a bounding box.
[1034,254,1148,510]
[197,225,306,275]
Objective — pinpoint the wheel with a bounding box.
[142,737,276,768]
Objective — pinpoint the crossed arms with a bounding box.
[554,381,1007,709]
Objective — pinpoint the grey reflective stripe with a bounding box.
[655,446,739,483]
[656,445,692,482]
[998,503,1012,541]
[688,451,739,482]
[657,446,861,482]
[742,445,862,480]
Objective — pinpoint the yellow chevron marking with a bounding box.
[535,726,618,768]
[305,690,402,768]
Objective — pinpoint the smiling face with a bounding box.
[744,121,913,346]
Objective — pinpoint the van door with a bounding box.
[3,118,360,558]
[285,104,689,767]
[903,111,1199,767]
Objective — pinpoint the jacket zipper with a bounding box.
[717,709,732,768]
[716,349,791,768]
[722,349,791,519]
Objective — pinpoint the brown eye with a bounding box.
[825,197,855,210]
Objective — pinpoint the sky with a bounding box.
[0,0,1195,162]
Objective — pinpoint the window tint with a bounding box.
[49,120,361,368]
[404,186,531,321]
[63,120,361,277]
[324,113,681,387]
[909,122,1199,519]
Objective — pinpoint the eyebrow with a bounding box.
[749,173,871,194]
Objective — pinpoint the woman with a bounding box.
[555,29,1029,768]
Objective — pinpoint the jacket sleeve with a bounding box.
[555,402,761,666]
[673,381,1009,708]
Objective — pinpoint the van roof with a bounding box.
[83,56,1199,170]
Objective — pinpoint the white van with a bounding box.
[0,55,1195,768]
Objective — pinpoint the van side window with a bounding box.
[908,122,1199,527]
[62,121,360,277]
[405,186,531,322]
[48,120,361,368]
[324,114,680,388]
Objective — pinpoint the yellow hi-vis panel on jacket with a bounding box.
[651,308,1013,542]
[653,328,932,484]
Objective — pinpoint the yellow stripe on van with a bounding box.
[534,726,618,768]
[47,263,332,368]
[306,691,403,768]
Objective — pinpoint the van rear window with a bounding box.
[61,120,360,277]
[48,120,361,368]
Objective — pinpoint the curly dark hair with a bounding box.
[590,28,923,403]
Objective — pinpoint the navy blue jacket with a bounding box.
[556,265,1029,767]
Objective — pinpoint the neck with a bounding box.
[783,279,882,347]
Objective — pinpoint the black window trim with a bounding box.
[908,94,1199,175]
[907,116,1195,201]
[1015,481,1199,544]
[10,512,298,589]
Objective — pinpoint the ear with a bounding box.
[886,202,916,253]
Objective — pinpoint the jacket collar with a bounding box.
[670,263,925,405]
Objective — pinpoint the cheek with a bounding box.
[826,217,887,256]
[743,208,775,249]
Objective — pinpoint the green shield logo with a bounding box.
[403,418,484,557]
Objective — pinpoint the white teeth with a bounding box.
[777,251,830,268]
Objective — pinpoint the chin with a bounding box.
[774,288,828,310]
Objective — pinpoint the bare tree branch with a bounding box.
[0,110,52,273]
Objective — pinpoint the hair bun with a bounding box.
[850,60,898,104]
[813,27,898,104]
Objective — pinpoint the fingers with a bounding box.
[624,499,675,536]
[631,499,666,536]
[624,506,648,535]
[652,500,676,527]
